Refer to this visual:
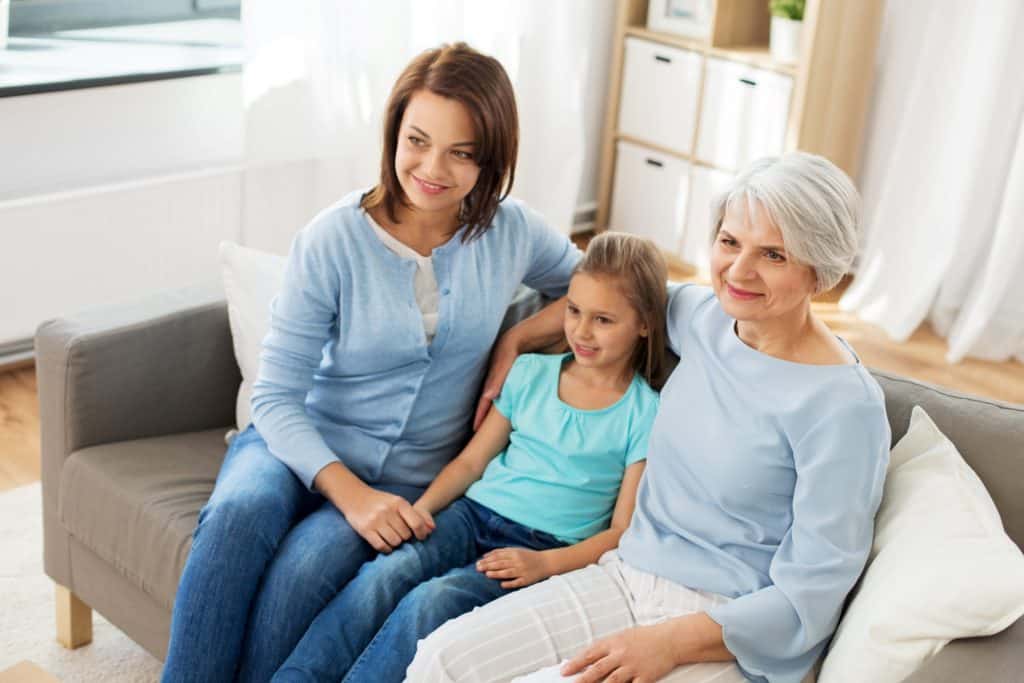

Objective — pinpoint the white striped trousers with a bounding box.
[405,551,747,683]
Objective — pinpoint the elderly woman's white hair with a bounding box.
[710,152,860,292]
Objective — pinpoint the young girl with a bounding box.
[162,43,583,683]
[272,232,670,682]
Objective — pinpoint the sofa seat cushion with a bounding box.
[59,428,229,611]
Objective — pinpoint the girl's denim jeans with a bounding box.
[273,496,566,683]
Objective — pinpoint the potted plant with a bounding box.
[769,0,805,65]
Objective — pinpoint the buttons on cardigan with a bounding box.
[441,288,450,296]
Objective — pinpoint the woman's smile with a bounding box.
[725,283,762,300]
[411,174,450,195]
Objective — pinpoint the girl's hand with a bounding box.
[412,502,437,537]
[341,486,435,553]
[560,624,679,683]
[476,547,553,588]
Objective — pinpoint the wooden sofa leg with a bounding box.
[55,584,93,649]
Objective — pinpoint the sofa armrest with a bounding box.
[36,280,240,592]
[36,280,239,459]
[901,616,1024,683]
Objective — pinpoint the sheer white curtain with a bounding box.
[841,0,1024,363]
[239,1,597,253]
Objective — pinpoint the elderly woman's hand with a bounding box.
[560,623,679,683]
[560,613,731,682]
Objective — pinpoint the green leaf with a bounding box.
[769,0,805,21]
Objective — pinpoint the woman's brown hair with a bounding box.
[574,232,670,390]
[361,42,518,241]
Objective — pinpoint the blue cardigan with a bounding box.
[251,193,581,490]
[619,284,890,683]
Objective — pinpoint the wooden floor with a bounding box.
[3,276,1024,493]
[0,366,41,492]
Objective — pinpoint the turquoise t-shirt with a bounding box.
[465,353,658,544]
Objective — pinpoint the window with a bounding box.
[10,0,240,36]
[3,0,242,98]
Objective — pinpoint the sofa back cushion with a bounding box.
[870,369,1024,548]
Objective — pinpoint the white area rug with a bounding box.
[0,484,162,682]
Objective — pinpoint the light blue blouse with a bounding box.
[251,193,582,490]
[617,284,890,683]
[466,353,658,543]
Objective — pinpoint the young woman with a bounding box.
[161,43,582,683]
[272,232,669,683]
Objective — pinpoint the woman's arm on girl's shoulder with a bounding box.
[473,297,567,429]
[474,202,580,429]
[414,405,513,517]
[476,461,647,589]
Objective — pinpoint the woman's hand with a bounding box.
[476,547,554,589]
[560,624,679,683]
[339,485,435,553]
[473,333,520,430]
[561,614,731,682]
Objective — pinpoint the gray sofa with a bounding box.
[36,285,1024,681]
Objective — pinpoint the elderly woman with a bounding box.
[406,152,890,683]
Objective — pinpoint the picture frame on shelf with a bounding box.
[645,0,713,40]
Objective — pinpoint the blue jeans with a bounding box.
[272,497,566,683]
[161,426,423,683]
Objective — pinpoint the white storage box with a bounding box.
[680,165,734,273]
[608,140,690,254]
[695,58,793,171]
[618,37,702,155]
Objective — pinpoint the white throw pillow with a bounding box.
[818,406,1024,683]
[219,241,285,430]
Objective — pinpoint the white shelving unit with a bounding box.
[596,0,884,273]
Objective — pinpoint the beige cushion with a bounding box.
[220,241,285,431]
[870,370,1024,547]
[818,406,1024,683]
[58,429,227,610]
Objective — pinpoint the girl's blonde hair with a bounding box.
[573,232,669,389]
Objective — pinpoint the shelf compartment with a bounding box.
[619,37,703,155]
[609,140,692,255]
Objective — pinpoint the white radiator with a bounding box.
[0,168,243,345]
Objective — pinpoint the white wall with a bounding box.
[0,73,243,200]
[1,13,616,346]
[574,1,616,217]
[0,169,243,343]
[0,74,245,344]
